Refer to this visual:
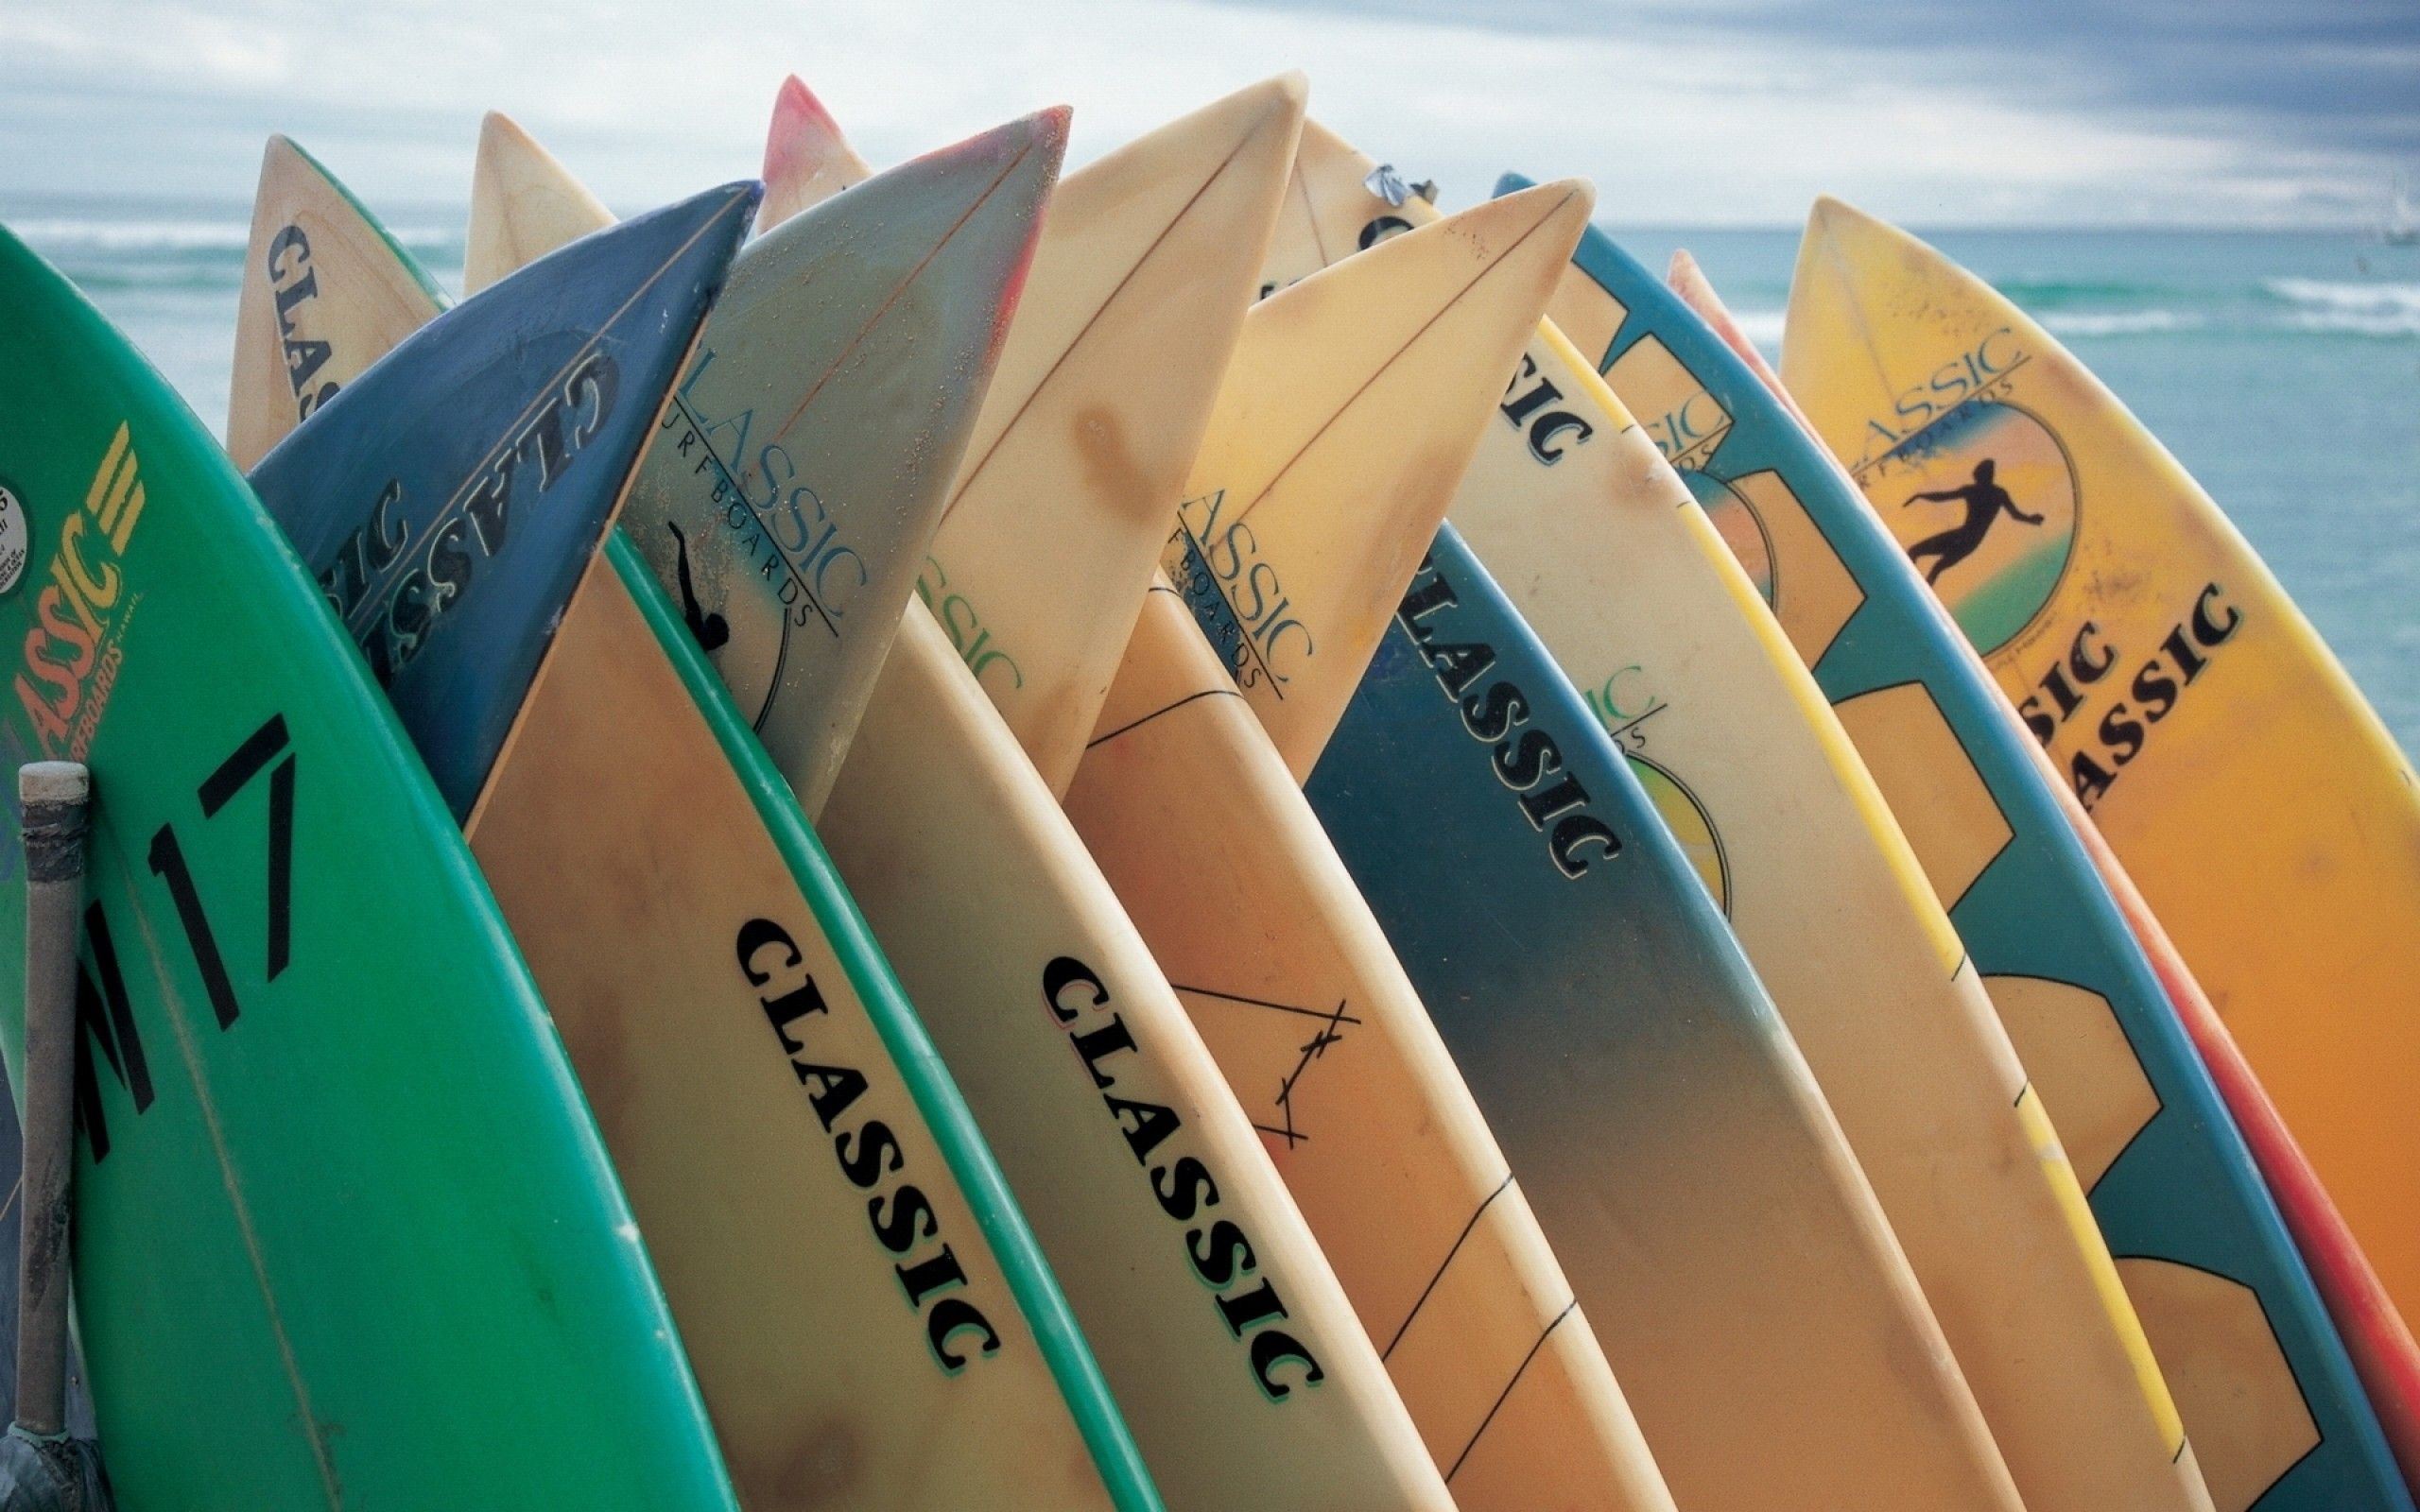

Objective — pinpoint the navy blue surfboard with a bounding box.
[249,182,757,816]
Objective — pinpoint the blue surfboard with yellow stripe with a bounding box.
[1517,180,2406,1512]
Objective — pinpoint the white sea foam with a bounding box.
[14,217,251,251]
[2264,278,2420,336]
[2043,309,2203,336]
[1725,307,1787,350]
[13,216,458,254]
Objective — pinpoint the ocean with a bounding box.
[9,198,2418,757]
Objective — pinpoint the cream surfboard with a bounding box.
[1541,208,2406,1509]
[762,86,1678,1509]
[767,73,1315,797]
[237,129,1164,1512]
[227,133,447,470]
[476,108,1461,1512]
[1256,126,2207,1512]
[1676,245,2420,1500]
[1170,165,2025,1512]
[1780,199,2420,1342]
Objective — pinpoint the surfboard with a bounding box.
[476,106,1460,1512]
[762,85,1675,1507]
[227,134,447,470]
[1521,192,2410,1510]
[1170,155,2021,1511]
[236,138,1160,1512]
[1279,524,2030,1512]
[1258,126,2204,1512]
[1072,583,1679,1512]
[1671,245,2420,1498]
[461,112,616,298]
[469,109,1062,815]
[761,72,1310,798]
[760,76,876,232]
[1779,198,2420,1352]
[0,218,741,1509]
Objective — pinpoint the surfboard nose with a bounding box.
[246,176,758,820]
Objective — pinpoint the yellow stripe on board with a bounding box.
[2018,1084,2188,1457]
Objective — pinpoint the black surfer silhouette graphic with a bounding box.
[666,521,731,652]
[1901,458,2044,585]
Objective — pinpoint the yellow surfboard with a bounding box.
[229,125,1168,1512]
[227,134,446,470]
[762,83,1678,1509]
[474,102,1461,1512]
[1781,197,2420,1346]
[1264,124,2207,1512]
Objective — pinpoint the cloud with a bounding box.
[0,0,2405,225]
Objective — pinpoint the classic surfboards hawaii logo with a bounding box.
[1166,489,1312,700]
[14,423,146,760]
[645,350,868,730]
[1851,328,2081,657]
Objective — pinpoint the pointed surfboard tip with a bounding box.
[1802,194,1893,258]
[759,75,881,232]
[1489,176,1596,253]
[466,111,616,295]
[769,73,843,144]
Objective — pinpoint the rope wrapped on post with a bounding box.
[3,764,110,1512]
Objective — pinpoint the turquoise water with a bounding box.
[9,198,2418,755]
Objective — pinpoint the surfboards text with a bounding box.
[915,555,1024,693]
[1167,489,1312,699]
[263,224,341,424]
[320,351,621,684]
[1043,954,1326,1403]
[1395,556,1624,880]
[1854,327,2026,470]
[738,915,1004,1374]
[2015,582,2242,810]
[1500,351,1596,466]
[653,350,865,639]
[16,421,146,760]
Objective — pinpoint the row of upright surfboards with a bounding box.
[0,67,2413,1512]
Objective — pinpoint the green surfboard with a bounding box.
[0,230,741,1508]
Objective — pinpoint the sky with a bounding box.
[1,0,2414,227]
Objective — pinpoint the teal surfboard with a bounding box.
[1524,183,2407,1512]
[1262,524,2023,1510]
[0,226,741,1508]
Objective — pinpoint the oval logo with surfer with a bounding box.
[1627,754,1728,914]
[1871,399,2079,655]
[1680,470,1776,608]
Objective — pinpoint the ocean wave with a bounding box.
[2042,309,2204,336]
[14,217,251,251]
[1722,307,1787,350]
[11,215,459,254]
[2262,278,2420,335]
[2263,277,2420,314]
[1991,275,2178,307]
